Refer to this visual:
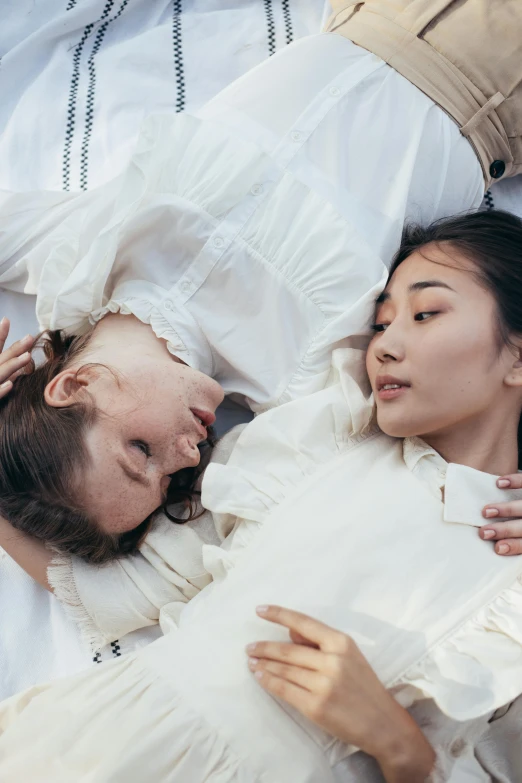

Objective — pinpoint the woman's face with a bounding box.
[71,354,223,534]
[366,243,519,440]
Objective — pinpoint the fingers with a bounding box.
[248,656,326,693]
[492,474,522,490]
[0,318,10,354]
[246,640,323,671]
[289,629,319,648]
[0,380,13,400]
[256,605,346,653]
[0,351,32,387]
[250,668,312,713]
[479,520,522,555]
[483,501,522,520]
[492,539,522,556]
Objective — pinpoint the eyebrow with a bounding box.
[376,279,456,304]
[117,458,152,489]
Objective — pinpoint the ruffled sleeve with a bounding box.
[47,513,216,652]
[395,574,522,721]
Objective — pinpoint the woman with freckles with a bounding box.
[2,210,522,782]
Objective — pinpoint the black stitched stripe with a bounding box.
[62,0,115,190]
[111,640,122,658]
[484,189,495,211]
[66,0,78,9]
[281,0,294,45]
[93,650,102,664]
[79,0,131,191]
[63,23,95,190]
[264,0,276,57]
[172,0,186,112]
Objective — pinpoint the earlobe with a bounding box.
[505,347,522,388]
[44,369,89,408]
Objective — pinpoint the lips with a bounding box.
[190,408,216,440]
[376,375,410,392]
[375,375,411,401]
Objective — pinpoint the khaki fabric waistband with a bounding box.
[325,10,513,189]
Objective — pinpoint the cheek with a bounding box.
[365,343,378,386]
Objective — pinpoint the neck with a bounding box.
[422,406,519,476]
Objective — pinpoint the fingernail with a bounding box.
[256,606,269,615]
[497,479,511,488]
[0,381,11,390]
[0,317,6,326]
[485,508,499,518]
[248,658,259,668]
[497,544,510,555]
[254,670,264,680]
[482,529,496,539]
[19,352,30,360]
[246,643,256,653]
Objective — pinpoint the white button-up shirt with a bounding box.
[0,34,483,411]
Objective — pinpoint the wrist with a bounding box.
[373,709,435,783]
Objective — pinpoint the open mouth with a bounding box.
[376,377,411,400]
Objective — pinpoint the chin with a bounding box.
[375,410,423,439]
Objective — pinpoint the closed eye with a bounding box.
[131,440,151,458]
[371,323,389,333]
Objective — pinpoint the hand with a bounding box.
[481,473,522,555]
[0,317,34,398]
[246,606,435,782]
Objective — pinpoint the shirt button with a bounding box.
[213,236,224,249]
[250,183,263,196]
[489,159,506,179]
[291,130,303,142]
[164,299,174,311]
[179,281,191,294]
[329,86,341,97]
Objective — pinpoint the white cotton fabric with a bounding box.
[0,34,482,411]
[1,348,522,782]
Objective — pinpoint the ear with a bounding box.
[504,343,522,388]
[44,368,92,408]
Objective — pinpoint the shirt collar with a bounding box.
[403,437,522,527]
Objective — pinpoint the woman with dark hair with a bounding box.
[2,209,522,782]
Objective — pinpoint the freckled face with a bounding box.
[80,356,224,534]
[366,244,516,439]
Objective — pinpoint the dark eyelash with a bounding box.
[414,311,439,321]
[371,323,387,332]
[132,440,151,457]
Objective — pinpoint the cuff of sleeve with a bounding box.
[47,551,110,653]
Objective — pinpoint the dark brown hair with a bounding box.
[389,209,522,464]
[0,330,214,563]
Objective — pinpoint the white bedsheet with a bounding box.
[1,0,521,701]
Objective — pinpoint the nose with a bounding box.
[372,323,405,364]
